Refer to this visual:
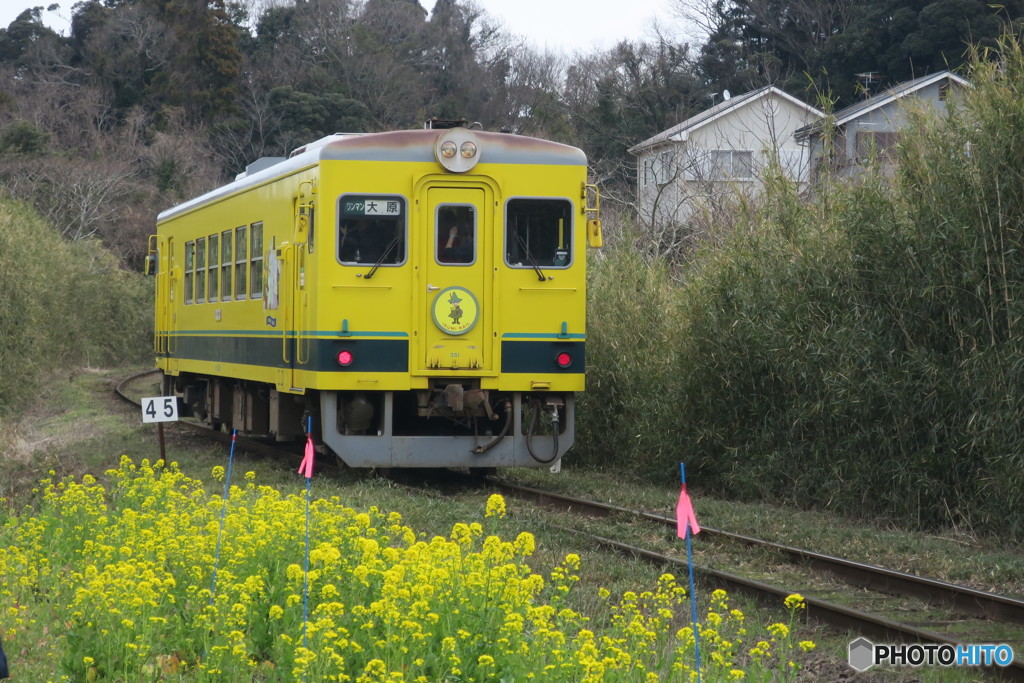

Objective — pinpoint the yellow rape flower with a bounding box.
[784,593,806,610]
[485,494,507,519]
[514,531,536,556]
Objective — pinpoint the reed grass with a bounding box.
[579,32,1024,539]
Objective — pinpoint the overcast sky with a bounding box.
[432,0,683,53]
[1,0,685,55]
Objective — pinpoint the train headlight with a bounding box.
[435,129,481,173]
[555,351,572,368]
[337,350,354,367]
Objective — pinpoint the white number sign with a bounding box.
[142,396,179,423]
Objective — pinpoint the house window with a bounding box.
[642,157,655,186]
[250,222,263,298]
[856,131,899,161]
[710,150,754,180]
[658,151,674,183]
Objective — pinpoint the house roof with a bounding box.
[794,70,970,140]
[628,85,822,155]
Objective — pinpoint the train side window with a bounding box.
[208,233,219,303]
[307,206,315,254]
[196,237,206,303]
[505,199,573,268]
[221,229,233,300]
[250,222,263,298]
[234,226,247,300]
[184,241,194,304]
[337,195,406,266]
[436,205,476,265]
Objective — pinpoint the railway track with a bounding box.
[484,477,1024,681]
[115,370,1024,680]
[114,369,316,467]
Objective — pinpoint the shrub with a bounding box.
[0,197,150,413]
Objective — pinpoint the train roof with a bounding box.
[157,129,587,222]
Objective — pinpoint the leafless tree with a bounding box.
[482,44,569,137]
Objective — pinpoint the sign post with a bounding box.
[141,396,179,462]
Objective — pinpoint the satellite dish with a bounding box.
[723,89,731,100]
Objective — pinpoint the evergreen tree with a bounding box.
[820,0,1023,102]
[571,39,705,192]
[0,8,65,66]
[693,0,1024,105]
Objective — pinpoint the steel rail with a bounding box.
[492,478,1024,680]
[575,530,1024,682]
[490,478,1024,624]
[114,369,311,466]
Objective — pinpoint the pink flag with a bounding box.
[298,433,315,479]
[676,483,700,538]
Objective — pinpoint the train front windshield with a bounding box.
[337,195,406,265]
[505,199,573,268]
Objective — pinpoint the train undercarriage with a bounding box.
[164,372,573,469]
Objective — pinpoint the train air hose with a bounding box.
[525,398,559,464]
[472,400,512,454]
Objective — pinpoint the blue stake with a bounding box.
[681,462,702,682]
[210,429,238,605]
[301,417,313,654]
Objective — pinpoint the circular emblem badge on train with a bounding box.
[431,286,479,335]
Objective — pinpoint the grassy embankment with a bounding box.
[0,197,150,414]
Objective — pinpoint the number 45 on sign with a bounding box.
[142,396,179,423]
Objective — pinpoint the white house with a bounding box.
[794,70,970,179]
[629,86,824,227]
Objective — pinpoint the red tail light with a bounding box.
[337,350,354,367]
[555,352,572,368]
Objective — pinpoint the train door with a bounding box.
[151,235,174,356]
[277,187,314,393]
[276,240,298,392]
[420,186,491,371]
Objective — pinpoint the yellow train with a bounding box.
[150,121,601,469]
